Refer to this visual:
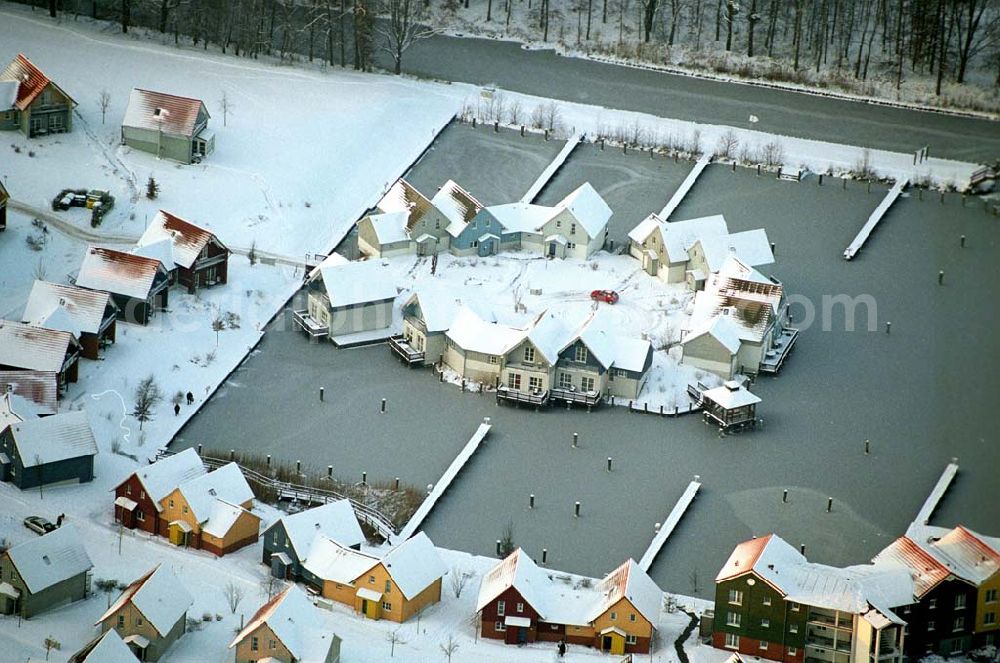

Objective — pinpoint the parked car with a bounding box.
[590,289,620,304]
[23,516,57,535]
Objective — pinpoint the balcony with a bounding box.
[387,335,425,365]
[292,309,329,338]
[759,327,799,373]
[550,387,602,407]
[807,634,853,653]
[808,613,852,630]
[497,386,549,407]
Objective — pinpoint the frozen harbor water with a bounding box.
[174,154,999,598]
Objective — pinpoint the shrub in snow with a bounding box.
[26,232,46,251]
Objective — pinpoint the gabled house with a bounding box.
[357,179,451,258]
[75,247,171,325]
[158,461,259,555]
[68,630,136,663]
[431,179,484,253]
[22,281,118,360]
[681,255,795,377]
[456,202,553,257]
[0,525,93,618]
[534,183,612,260]
[0,320,81,391]
[874,535,980,657]
[121,89,213,164]
[96,565,194,662]
[0,410,97,489]
[477,550,662,654]
[394,288,463,366]
[0,371,58,415]
[229,585,342,663]
[294,255,398,344]
[712,533,912,663]
[0,54,76,137]
[0,178,8,230]
[134,210,229,293]
[304,532,445,623]
[500,313,573,404]
[113,447,206,535]
[443,307,526,385]
[263,500,365,580]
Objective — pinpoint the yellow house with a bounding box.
[303,532,446,623]
[230,585,341,663]
[157,462,259,556]
[587,559,661,655]
[95,565,193,662]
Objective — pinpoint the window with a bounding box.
[182,506,188,514]
[489,355,499,364]
[495,621,506,632]
[435,220,441,230]
[169,499,174,508]
[726,612,742,627]
[497,600,505,616]
[269,640,277,650]
[126,485,132,495]
[728,590,743,605]
[575,346,588,363]
[140,491,145,499]
[761,619,770,628]
[951,640,965,655]
[725,633,740,649]
[984,612,996,626]
[528,376,543,392]
[136,511,145,522]
[790,602,800,612]
[472,240,479,248]
[610,611,617,621]
[136,616,143,626]
[953,616,965,632]
[986,589,998,603]
[929,598,937,609]
[508,373,522,390]
[789,625,798,634]
[368,575,375,584]
[567,242,576,249]
[762,596,772,606]
[788,647,798,656]
[927,621,935,632]
[251,636,259,651]
[556,219,561,228]
[117,615,125,628]
[581,376,595,392]
[559,373,572,389]
[385,580,391,593]
[570,223,577,235]
[524,346,535,363]
[760,641,769,650]
[629,613,636,622]
[626,635,637,645]
[516,602,524,613]
[954,595,966,609]
[382,601,392,611]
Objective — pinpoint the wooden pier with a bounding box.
[659,153,712,220]
[638,479,702,572]
[521,133,582,203]
[843,177,908,260]
[913,460,959,526]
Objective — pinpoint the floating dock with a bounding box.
[638,479,701,572]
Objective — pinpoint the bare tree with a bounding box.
[715,128,740,158]
[43,636,60,660]
[439,635,459,662]
[387,627,406,656]
[449,566,473,598]
[498,519,516,557]
[223,581,246,614]
[507,99,523,125]
[378,0,437,74]
[219,91,234,127]
[95,578,120,608]
[97,90,112,125]
[132,375,163,431]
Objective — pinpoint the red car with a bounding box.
[590,289,620,304]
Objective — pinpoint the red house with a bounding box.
[477,549,549,645]
[113,448,206,535]
[134,210,230,294]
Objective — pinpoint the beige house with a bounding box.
[230,585,341,663]
[531,183,612,260]
[443,308,526,385]
[96,565,193,662]
[294,255,398,344]
[393,289,463,366]
[357,179,453,258]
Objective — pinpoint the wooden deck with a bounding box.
[387,335,425,365]
[496,386,550,407]
[550,387,602,407]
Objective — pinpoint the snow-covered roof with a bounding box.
[22,281,116,337]
[0,54,75,111]
[125,447,206,509]
[682,315,743,355]
[131,237,175,272]
[230,586,333,662]
[612,337,654,373]
[0,393,24,433]
[98,565,193,637]
[377,179,433,229]
[123,88,207,137]
[695,229,774,272]
[524,312,574,364]
[4,525,93,594]
[136,210,223,270]
[445,307,525,356]
[484,202,553,234]
[590,559,662,626]
[718,534,913,619]
[271,500,365,558]
[627,213,663,244]
[906,525,1000,585]
[313,260,398,308]
[552,183,612,238]
[0,80,17,110]
[572,313,651,373]
[367,211,411,245]
[302,535,378,585]
[432,180,482,237]
[70,630,136,663]
[0,371,58,415]
[661,214,729,264]
[0,320,79,373]
[687,257,783,345]
[380,532,447,600]
[476,548,552,616]
[175,462,254,522]
[702,381,761,409]
[201,499,256,539]
[404,288,463,334]
[873,536,960,598]
[76,246,166,300]
[8,410,97,467]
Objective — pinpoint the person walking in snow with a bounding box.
[557,640,566,658]
[186,391,194,405]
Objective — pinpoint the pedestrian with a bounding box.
[174,403,180,416]
[558,639,566,658]
[186,391,194,405]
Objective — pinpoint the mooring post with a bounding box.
[296,460,301,474]
[494,121,499,133]
[572,432,578,448]
[827,497,833,513]
[771,242,776,255]
[800,544,806,555]
[607,457,613,472]
[266,454,271,466]
[472,117,476,128]
[886,321,891,334]
[327,465,333,478]
[544,129,549,141]
[843,178,847,190]
[496,540,501,556]
[818,174,823,186]
[529,494,535,509]
[229,449,235,461]
[782,489,788,503]
[381,398,387,413]
[520,125,525,137]
[197,444,202,456]
[623,143,627,155]
[319,387,324,402]
[960,235,966,248]
[542,548,548,564]
[574,501,581,517]
[938,270,945,285]
[394,477,400,490]
[757,164,761,176]
[865,439,870,455]
[362,471,367,484]
[777,167,782,179]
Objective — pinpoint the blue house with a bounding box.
[0,410,97,490]
[262,500,365,580]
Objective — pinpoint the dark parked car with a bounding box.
[23,516,57,535]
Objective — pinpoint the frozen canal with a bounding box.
[174,157,999,598]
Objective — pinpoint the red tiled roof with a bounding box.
[138,210,225,270]
[874,536,951,598]
[716,534,774,582]
[0,54,50,111]
[123,88,208,137]
[0,370,58,414]
[76,247,166,300]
